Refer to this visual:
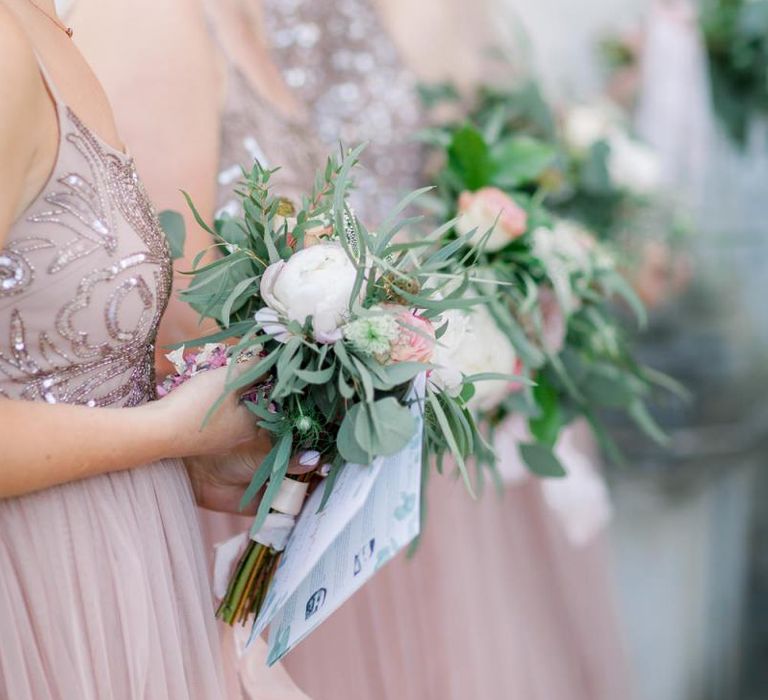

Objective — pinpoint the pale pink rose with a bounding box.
[387,306,436,363]
[456,187,528,252]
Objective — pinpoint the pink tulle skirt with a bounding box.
[0,459,226,700]
[281,472,632,700]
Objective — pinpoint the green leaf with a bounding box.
[491,136,557,188]
[158,210,186,260]
[602,270,648,328]
[379,362,429,387]
[356,398,417,457]
[318,457,346,510]
[448,125,494,190]
[338,371,355,400]
[218,216,249,248]
[628,400,669,446]
[294,364,336,384]
[518,442,567,478]
[220,276,258,327]
[337,405,373,464]
[581,365,639,408]
[528,379,563,447]
[251,432,294,531]
[182,190,217,237]
[239,440,279,509]
[427,389,475,498]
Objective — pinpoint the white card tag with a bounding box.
[247,376,425,664]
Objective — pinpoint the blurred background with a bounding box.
[491,1,768,698]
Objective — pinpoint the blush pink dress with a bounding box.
[0,61,226,699]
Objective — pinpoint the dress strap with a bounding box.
[31,50,66,135]
[32,51,63,104]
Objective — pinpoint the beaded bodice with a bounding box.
[206,3,324,218]
[0,97,171,407]
[263,0,426,221]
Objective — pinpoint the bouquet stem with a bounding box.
[217,472,315,626]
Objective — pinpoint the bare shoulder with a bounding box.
[0,4,48,242]
[0,4,40,91]
[0,5,43,144]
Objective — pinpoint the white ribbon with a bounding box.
[250,512,296,551]
[271,478,309,516]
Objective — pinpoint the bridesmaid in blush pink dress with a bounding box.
[0,3,280,698]
[0,37,227,700]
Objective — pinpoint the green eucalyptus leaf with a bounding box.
[361,397,417,456]
[251,433,294,531]
[518,442,567,478]
[379,362,429,387]
[448,125,494,190]
[337,405,373,464]
[294,364,336,384]
[158,210,186,260]
[491,136,557,188]
[528,379,563,448]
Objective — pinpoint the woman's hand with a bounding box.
[185,446,319,514]
[157,362,266,458]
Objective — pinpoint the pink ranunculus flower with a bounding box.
[386,306,436,364]
[456,187,528,252]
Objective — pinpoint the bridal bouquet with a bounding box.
[162,147,497,623]
[417,86,682,475]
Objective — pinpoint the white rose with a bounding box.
[563,102,620,152]
[259,242,358,343]
[432,306,520,412]
[606,132,662,195]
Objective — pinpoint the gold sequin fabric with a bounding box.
[0,106,172,407]
[263,0,426,221]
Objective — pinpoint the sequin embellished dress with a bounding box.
[259,2,635,700]
[0,63,226,699]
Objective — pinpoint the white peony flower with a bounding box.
[563,102,620,152]
[258,242,358,343]
[431,306,520,412]
[606,132,662,195]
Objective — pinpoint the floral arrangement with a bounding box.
[416,84,680,476]
[161,147,503,623]
[700,0,768,145]
[422,79,695,308]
